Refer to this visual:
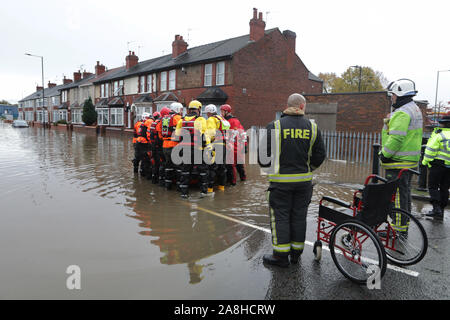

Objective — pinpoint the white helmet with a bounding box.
[170,102,183,114]
[205,104,217,114]
[142,112,151,120]
[387,79,417,97]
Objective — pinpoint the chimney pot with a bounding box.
[253,8,257,19]
[172,34,189,58]
[249,8,266,42]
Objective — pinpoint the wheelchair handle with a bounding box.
[364,174,388,185]
[398,168,420,178]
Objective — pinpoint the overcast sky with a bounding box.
[1,0,449,107]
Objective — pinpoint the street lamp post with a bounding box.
[25,53,46,129]
[350,65,362,92]
[434,69,450,123]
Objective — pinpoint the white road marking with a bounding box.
[185,202,420,278]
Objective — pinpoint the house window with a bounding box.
[37,111,43,122]
[52,96,60,106]
[110,108,123,126]
[62,91,68,102]
[136,106,152,120]
[152,74,157,92]
[146,75,152,93]
[169,70,176,90]
[204,63,212,87]
[59,110,67,121]
[97,109,109,125]
[160,72,167,91]
[25,111,34,121]
[216,61,225,86]
[101,83,110,98]
[140,75,146,93]
[53,111,59,122]
[113,80,124,96]
[72,109,83,124]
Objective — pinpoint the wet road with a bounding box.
[0,122,448,300]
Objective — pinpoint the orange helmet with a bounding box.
[160,107,171,117]
[220,104,232,113]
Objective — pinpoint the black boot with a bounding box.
[425,203,443,219]
[262,254,289,268]
[289,250,303,264]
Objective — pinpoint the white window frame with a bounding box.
[204,63,213,87]
[136,106,153,120]
[146,74,152,93]
[37,110,43,122]
[97,108,109,125]
[59,110,67,121]
[72,109,83,124]
[62,91,68,103]
[169,70,176,90]
[152,74,157,93]
[110,108,124,126]
[53,111,59,122]
[140,75,146,93]
[216,61,225,86]
[160,72,167,92]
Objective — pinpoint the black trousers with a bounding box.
[267,182,313,257]
[163,147,177,189]
[151,146,163,183]
[209,142,227,188]
[428,164,450,210]
[135,143,151,177]
[385,169,412,232]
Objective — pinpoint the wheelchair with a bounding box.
[313,169,428,284]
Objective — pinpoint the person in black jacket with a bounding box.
[259,93,326,267]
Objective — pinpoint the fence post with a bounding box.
[372,143,381,182]
[417,144,428,191]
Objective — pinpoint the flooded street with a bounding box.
[0,122,448,300]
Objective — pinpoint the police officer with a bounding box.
[379,79,423,235]
[259,93,326,267]
[422,115,450,219]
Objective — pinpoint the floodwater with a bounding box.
[0,122,431,299]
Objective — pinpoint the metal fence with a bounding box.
[322,131,381,163]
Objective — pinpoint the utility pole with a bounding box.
[25,53,46,129]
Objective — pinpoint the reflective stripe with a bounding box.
[381,161,418,169]
[291,242,304,250]
[269,173,313,182]
[389,130,407,136]
[273,120,281,175]
[307,122,317,171]
[383,146,420,157]
[273,244,290,253]
[436,154,450,161]
[426,146,438,153]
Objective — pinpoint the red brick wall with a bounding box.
[304,92,390,132]
[304,92,428,133]
[231,29,323,129]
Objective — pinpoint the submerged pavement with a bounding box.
[0,122,448,300]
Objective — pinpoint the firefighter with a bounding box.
[220,104,247,185]
[259,93,326,267]
[155,107,172,187]
[136,112,152,178]
[175,100,210,198]
[148,111,162,184]
[157,103,183,190]
[422,115,450,219]
[205,104,230,192]
[379,79,423,235]
[132,116,143,173]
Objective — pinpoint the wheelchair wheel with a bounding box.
[330,220,387,285]
[379,208,428,266]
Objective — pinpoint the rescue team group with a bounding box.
[132,101,247,198]
[132,78,450,267]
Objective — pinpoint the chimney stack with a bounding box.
[36,86,43,92]
[249,8,266,42]
[73,70,82,82]
[126,51,139,70]
[48,81,57,88]
[63,76,73,85]
[172,35,188,58]
[95,61,106,76]
[82,71,93,79]
[283,30,297,53]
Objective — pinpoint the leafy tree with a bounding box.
[0,99,11,105]
[81,97,97,126]
[319,67,387,93]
